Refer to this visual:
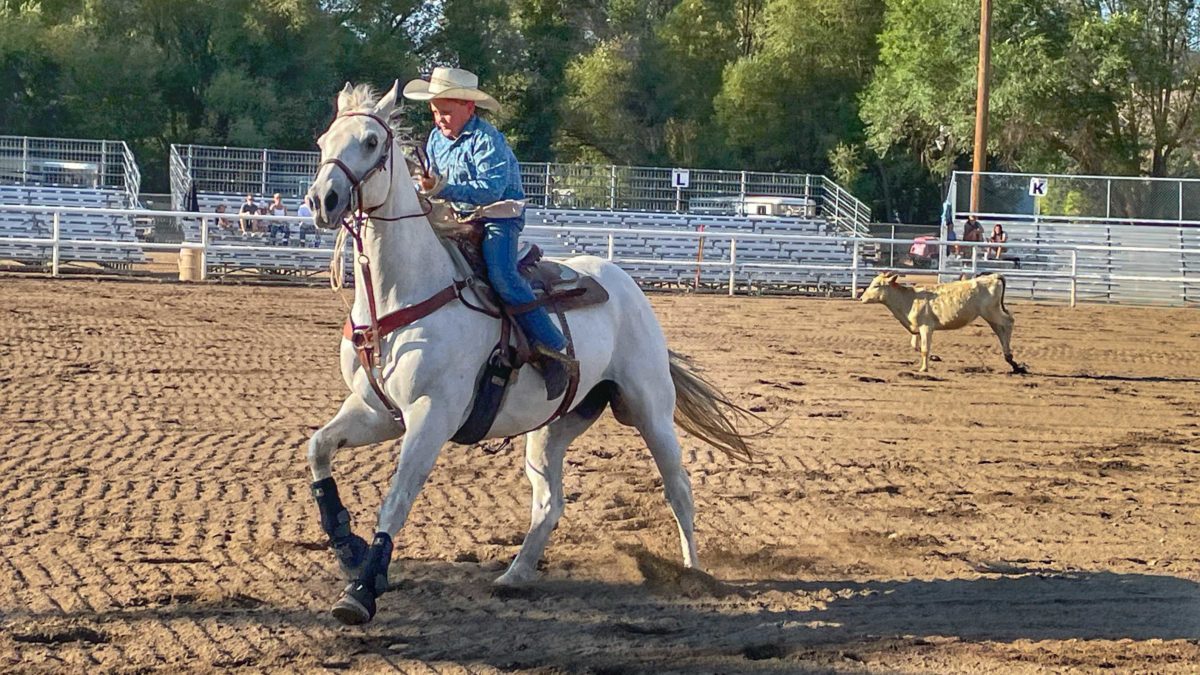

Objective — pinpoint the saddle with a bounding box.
[430,200,609,444]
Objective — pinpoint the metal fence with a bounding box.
[1,135,141,207]
[2,203,1198,306]
[953,170,1200,222]
[171,143,871,235]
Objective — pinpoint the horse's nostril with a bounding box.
[324,192,339,212]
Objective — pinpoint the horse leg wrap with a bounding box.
[339,532,394,621]
[311,477,368,576]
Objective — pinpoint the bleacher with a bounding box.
[525,208,859,293]
[944,218,1200,304]
[0,135,146,269]
[0,184,145,268]
[188,193,333,277]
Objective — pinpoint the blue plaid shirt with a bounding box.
[426,115,525,226]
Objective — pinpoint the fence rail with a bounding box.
[171,143,871,236]
[2,204,1198,306]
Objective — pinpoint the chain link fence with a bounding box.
[953,171,1199,223]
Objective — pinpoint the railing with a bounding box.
[0,135,140,196]
[120,141,141,207]
[2,204,1197,306]
[172,143,871,235]
[953,170,1200,222]
[169,145,192,211]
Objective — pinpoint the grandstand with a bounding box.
[0,135,145,269]
[950,171,1200,305]
[171,143,870,289]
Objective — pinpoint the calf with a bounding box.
[859,272,1024,373]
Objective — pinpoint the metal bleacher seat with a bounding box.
[189,193,336,276]
[0,184,145,268]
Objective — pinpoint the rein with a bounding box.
[321,110,451,424]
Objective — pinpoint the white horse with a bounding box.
[305,81,753,625]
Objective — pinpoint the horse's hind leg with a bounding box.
[308,394,403,580]
[495,410,601,586]
[637,415,700,570]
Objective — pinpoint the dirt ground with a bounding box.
[1,277,1199,674]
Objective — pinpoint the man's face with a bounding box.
[430,98,475,139]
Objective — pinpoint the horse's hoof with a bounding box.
[334,534,369,580]
[331,582,376,625]
[493,568,536,587]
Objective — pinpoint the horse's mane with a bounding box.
[339,83,474,240]
[342,84,379,111]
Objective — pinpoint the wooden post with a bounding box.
[969,0,992,213]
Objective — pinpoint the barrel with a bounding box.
[178,247,203,281]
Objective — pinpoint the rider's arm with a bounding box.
[436,133,511,205]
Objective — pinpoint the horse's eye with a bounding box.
[366,137,378,150]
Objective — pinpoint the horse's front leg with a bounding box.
[331,397,457,625]
[309,394,404,580]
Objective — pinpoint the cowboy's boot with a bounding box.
[533,344,577,400]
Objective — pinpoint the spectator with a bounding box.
[296,197,315,246]
[944,220,959,256]
[268,194,288,242]
[214,204,233,231]
[962,216,984,256]
[296,196,313,219]
[988,223,1008,260]
[257,205,272,236]
[238,194,258,235]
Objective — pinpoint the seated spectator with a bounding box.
[961,215,984,256]
[214,204,234,231]
[257,205,273,236]
[944,222,959,256]
[988,223,1008,259]
[238,194,258,235]
[269,193,287,216]
[297,197,315,246]
[269,193,290,243]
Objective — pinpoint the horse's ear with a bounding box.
[336,82,355,113]
[373,79,401,117]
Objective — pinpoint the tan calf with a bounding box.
[859,273,1024,373]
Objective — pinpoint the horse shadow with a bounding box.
[10,556,1200,673]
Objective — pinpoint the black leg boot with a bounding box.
[331,532,393,625]
[311,477,369,579]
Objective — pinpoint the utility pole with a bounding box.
[970,0,992,213]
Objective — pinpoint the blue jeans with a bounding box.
[482,219,566,351]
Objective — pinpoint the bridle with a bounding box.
[317,111,432,221]
[318,110,460,426]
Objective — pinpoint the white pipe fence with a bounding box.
[1,203,1198,306]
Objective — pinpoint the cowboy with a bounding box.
[403,67,574,399]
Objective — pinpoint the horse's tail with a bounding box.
[668,350,757,462]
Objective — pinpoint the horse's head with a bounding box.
[308,81,404,229]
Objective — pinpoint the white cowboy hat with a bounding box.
[402,67,501,112]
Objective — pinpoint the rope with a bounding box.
[330,225,352,312]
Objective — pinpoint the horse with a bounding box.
[305,81,755,625]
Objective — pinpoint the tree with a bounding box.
[863,0,1200,178]
[714,0,884,174]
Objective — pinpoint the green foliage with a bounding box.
[2,0,1197,221]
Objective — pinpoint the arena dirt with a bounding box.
[1,277,1198,673]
